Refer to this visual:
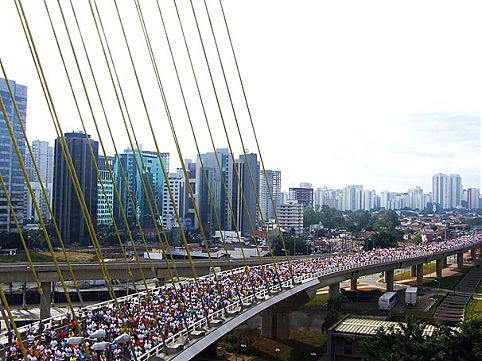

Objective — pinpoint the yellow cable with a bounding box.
[0,285,28,360]
[0,59,85,304]
[0,174,43,295]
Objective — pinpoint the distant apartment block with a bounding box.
[25,140,54,222]
[289,184,313,208]
[467,188,480,210]
[432,173,462,209]
[277,200,304,236]
[259,170,281,221]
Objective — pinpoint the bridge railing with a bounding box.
[1,241,477,357]
[145,244,475,358]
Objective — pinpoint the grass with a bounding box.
[465,299,482,318]
[0,253,52,263]
[424,268,469,290]
[303,294,329,308]
[393,262,438,281]
[0,250,96,263]
[477,281,482,294]
[38,250,96,262]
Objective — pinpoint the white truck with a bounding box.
[405,287,418,306]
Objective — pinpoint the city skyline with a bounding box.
[1,1,480,194]
[23,134,479,196]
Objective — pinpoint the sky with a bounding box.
[1,0,481,193]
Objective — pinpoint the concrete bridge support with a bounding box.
[416,264,424,286]
[436,259,443,279]
[329,282,340,299]
[40,282,51,320]
[21,282,27,309]
[457,253,464,269]
[442,257,447,268]
[261,310,291,340]
[260,290,313,340]
[411,266,417,277]
[385,270,394,292]
[350,275,357,291]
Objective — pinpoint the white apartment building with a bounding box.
[276,200,304,236]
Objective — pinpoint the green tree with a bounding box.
[319,205,346,230]
[304,206,320,227]
[373,210,400,231]
[358,317,482,361]
[271,235,311,256]
[322,295,345,331]
[412,234,423,245]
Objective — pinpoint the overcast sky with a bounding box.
[1,0,481,193]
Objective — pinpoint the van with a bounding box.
[378,291,397,311]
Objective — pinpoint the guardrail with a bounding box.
[141,242,478,360]
[1,240,479,360]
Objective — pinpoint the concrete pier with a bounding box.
[385,270,394,291]
[40,282,51,320]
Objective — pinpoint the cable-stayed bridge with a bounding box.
[1,1,481,360]
[1,237,480,360]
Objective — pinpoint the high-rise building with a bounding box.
[233,153,259,235]
[449,174,462,208]
[281,191,289,205]
[407,186,424,210]
[24,140,54,222]
[195,149,234,231]
[277,200,304,237]
[467,188,480,210]
[289,184,313,208]
[259,170,281,221]
[0,78,27,231]
[432,173,462,209]
[162,169,185,230]
[362,189,376,211]
[182,159,196,229]
[343,185,363,211]
[113,149,168,225]
[314,187,326,210]
[97,156,114,226]
[53,132,98,245]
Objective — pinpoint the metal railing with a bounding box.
[1,239,479,360]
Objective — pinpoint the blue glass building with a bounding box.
[113,149,169,226]
[0,78,27,231]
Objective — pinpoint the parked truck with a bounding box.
[405,287,417,306]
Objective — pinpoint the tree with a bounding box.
[412,234,423,245]
[358,317,482,361]
[322,295,345,331]
[373,210,400,231]
[304,207,320,227]
[364,211,403,250]
[271,235,311,256]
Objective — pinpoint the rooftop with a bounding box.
[333,317,446,337]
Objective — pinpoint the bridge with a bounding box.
[1,2,481,360]
[2,237,480,360]
[0,255,308,319]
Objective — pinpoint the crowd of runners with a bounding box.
[3,234,480,360]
